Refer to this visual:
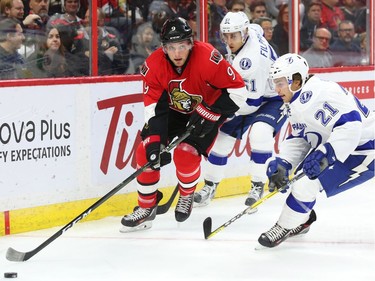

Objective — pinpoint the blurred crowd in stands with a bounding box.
[0,0,370,79]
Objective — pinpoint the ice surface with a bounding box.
[1,180,374,281]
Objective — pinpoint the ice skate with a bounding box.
[244,181,264,210]
[257,223,291,248]
[193,180,218,207]
[120,191,162,233]
[120,205,158,233]
[256,210,317,249]
[175,193,194,222]
[289,209,317,238]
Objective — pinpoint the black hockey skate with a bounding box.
[120,191,163,233]
[175,193,194,222]
[258,223,291,248]
[257,210,317,248]
[120,206,157,232]
[289,209,317,237]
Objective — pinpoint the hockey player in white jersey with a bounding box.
[257,53,374,248]
[194,11,286,207]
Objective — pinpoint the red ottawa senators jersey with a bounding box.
[140,41,246,124]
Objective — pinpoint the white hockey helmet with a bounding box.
[269,53,309,92]
[220,11,249,43]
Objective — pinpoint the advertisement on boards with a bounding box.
[0,85,77,210]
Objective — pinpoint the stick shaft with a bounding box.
[204,173,305,239]
[6,129,192,262]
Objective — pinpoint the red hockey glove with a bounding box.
[188,103,221,138]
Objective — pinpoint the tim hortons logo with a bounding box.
[97,94,143,174]
[96,94,290,174]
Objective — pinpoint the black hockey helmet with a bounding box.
[160,17,193,45]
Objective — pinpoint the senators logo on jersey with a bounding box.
[168,80,202,113]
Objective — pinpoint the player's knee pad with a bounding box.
[210,131,237,156]
[173,142,201,187]
[249,122,274,151]
[135,141,160,185]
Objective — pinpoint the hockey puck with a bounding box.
[4,272,17,278]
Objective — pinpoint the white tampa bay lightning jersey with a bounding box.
[279,75,375,168]
[225,25,279,115]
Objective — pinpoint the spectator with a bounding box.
[47,0,85,53]
[129,22,158,74]
[179,0,196,20]
[330,20,361,66]
[150,9,168,35]
[249,0,267,23]
[264,0,281,18]
[28,0,50,23]
[358,32,368,65]
[148,0,164,20]
[28,26,68,77]
[340,0,357,23]
[243,0,254,21]
[21,0,29,15]
[77,0,88,18]
[302,27,333,68]
[227,0,246,12]
[272,3,288,55]
[1,0,47,33]
[80,8,128,75]
[0,17,26,79]
[300,1,322,51]
[49,0,62,15]
[19,0,50,59]
[208,0,228,55]
[185,1,197,39]
[100,1,133,51]
[253,16,279,55]
[97,0,121,17]
[149,0,181,20]
[320,0,345,39]
[353,0,366,34]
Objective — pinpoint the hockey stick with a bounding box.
[6,128,192,262]
[156,184,179,215]
[203,172,305,239]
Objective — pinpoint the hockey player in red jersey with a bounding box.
[120,17,248,232]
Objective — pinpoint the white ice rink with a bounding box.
[1,179,374,281]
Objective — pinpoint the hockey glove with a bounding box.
[267,157,292,193]
[188,102,221,138]
[303,143,336,180]
[144,135,171,170]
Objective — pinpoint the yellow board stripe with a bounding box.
[1,176,251,236]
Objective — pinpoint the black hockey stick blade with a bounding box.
[6,247,27,262]
[6,129,192,262]
[156,185,179,215]
[203,172,306,240]
[203,217,212,239]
